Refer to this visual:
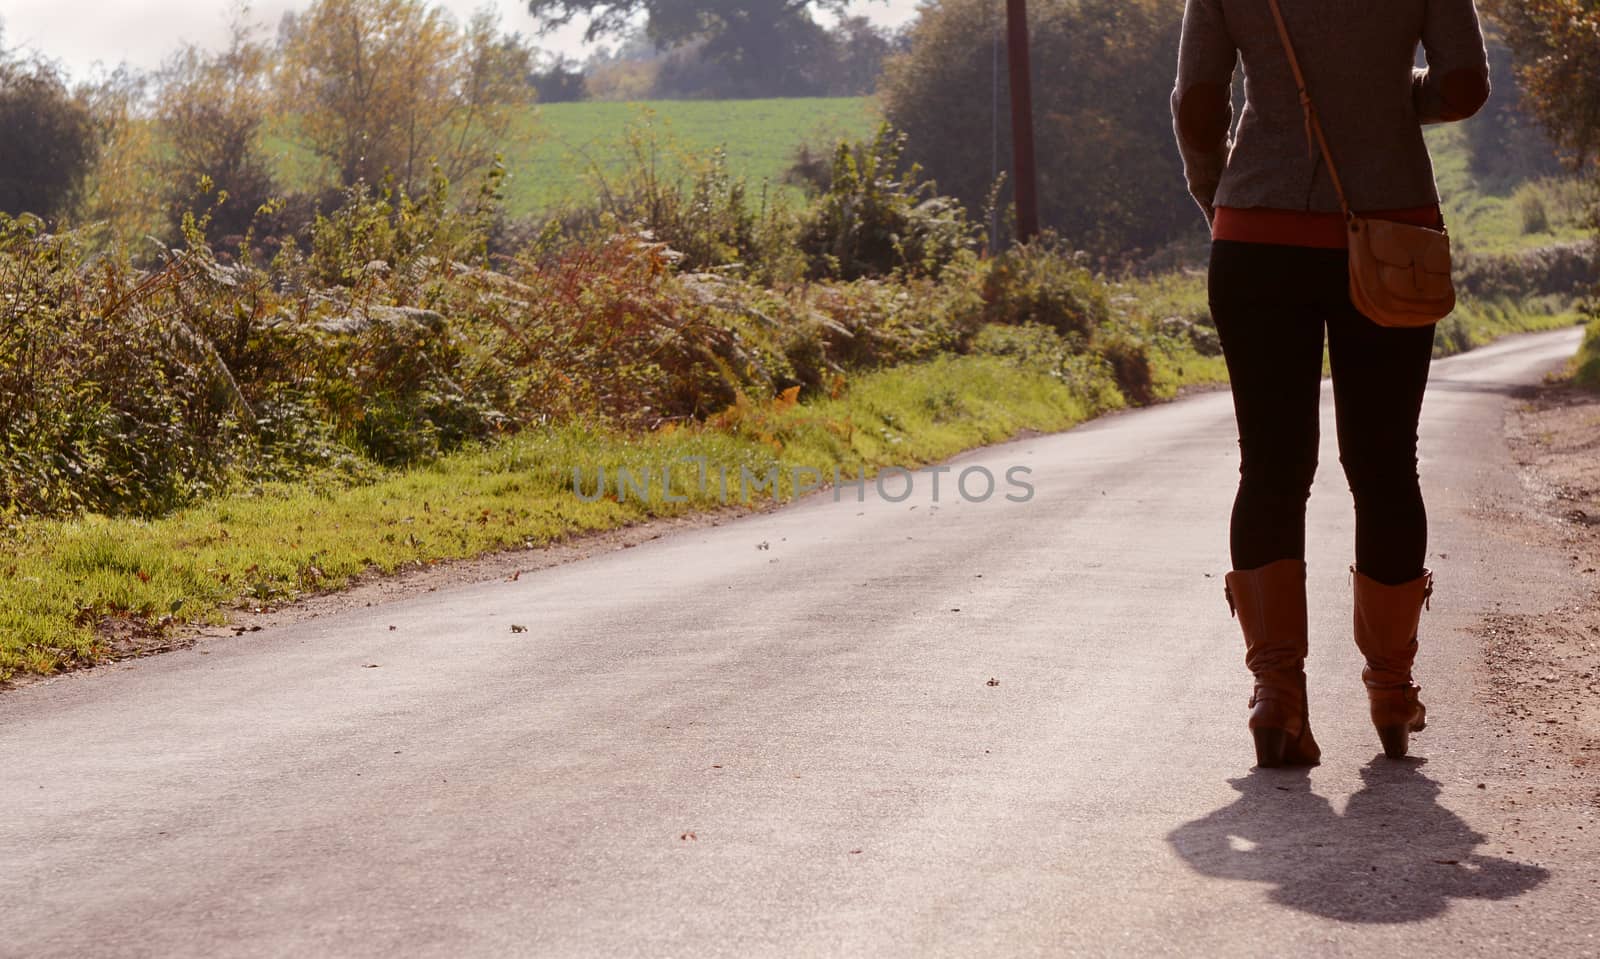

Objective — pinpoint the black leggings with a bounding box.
[1209,240,1436,586]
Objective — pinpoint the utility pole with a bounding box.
[1005,0,1040,243]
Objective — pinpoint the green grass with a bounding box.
[505,98,883,215]
[265,97,885,218]
[1435,294,1584,357]
[1572,316,1600,388]
[0,349,1131,681]
[1426,125,1591,256]
[1108,271,1230,393]
[1113,270,1209,326]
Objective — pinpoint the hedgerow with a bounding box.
[0,128,1160,528]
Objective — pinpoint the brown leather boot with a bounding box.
[1224,559,1321,768]
[1352,566,1434,759]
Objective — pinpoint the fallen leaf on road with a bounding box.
[986,678,1000,687]
[511,624,528,633]
[680,832,697,841]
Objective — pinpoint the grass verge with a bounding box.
[1435,294,1585,358]
[0,350,1132,681]
[1119,268,1584,362]
[1572,316,1600,388]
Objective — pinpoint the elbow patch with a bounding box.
[1176,82,1231,152]
[1438,68,1490,121]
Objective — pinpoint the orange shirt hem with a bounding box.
[1212,205,1444,249]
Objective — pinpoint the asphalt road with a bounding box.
[3,328,1596,957]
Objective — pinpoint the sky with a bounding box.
[0,0,924,83]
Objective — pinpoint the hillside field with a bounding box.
[268,97,886,217]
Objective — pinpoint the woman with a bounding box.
[1171,0,1490,767]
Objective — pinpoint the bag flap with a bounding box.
[1378,264,1454,300]
[1360,218,1451,273]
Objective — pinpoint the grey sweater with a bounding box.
[1172,0,1491,217]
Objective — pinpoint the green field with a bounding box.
[268,97,886,217]
[505,98,884,214]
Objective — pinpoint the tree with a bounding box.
[1483,1,1600,169]
[531,53,589,102]
[155,19,278,242]
[827,16,894,96]
[881,0,1190,257]
[527,0,853,97]
[277,0,532,193]
[71,66,166,251]
[1463,24,1565,186]
[0,48,98,219]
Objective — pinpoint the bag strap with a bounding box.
[1265,0,1354,220]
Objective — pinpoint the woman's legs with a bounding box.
[1210,240,1335,767]
[1326,300,1436,758]
[1208,239,1438,764]
[1209,239,1435,577]
[1208,241,1331,569]
[1326,305,1436,585]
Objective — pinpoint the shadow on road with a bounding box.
[1167,759,1549,923]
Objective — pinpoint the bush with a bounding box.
[1573,316,1600,388]
[1098,332,1156,406]
[1517,187,1552,235]
[0,216,253,517]
[568,121,802,282]
[797,124,977,281]
[0,53,98,219]
[980,237,1113,340]
[154,25,280,246]
[1454,241,1599,300]
[0,171,518,516]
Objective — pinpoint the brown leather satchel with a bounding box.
[1266,0,1455,327]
